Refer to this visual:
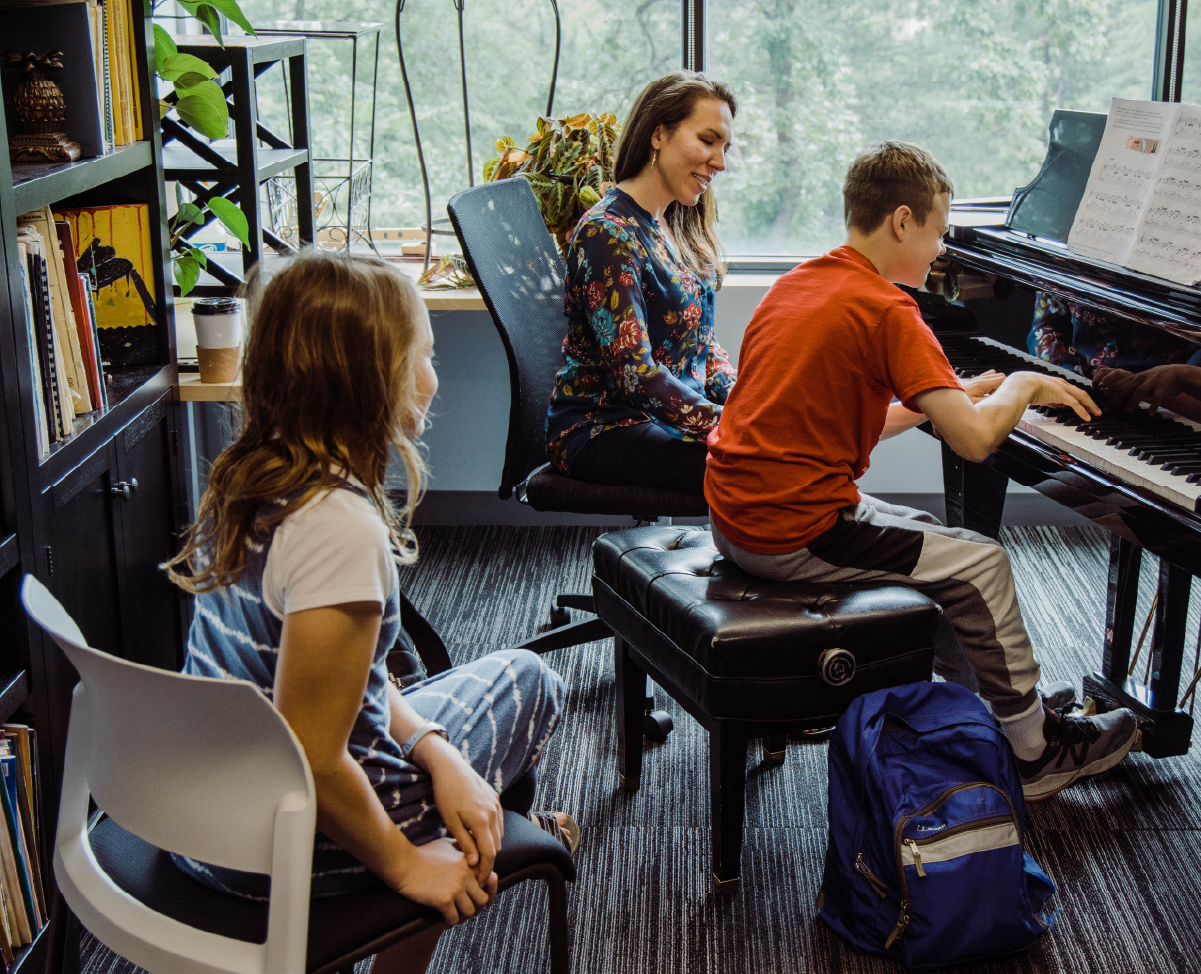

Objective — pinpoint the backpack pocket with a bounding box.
[889,782,1039,969]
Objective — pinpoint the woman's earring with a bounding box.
[651,150,658,173]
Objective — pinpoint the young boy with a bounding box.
[705,141,1139,801]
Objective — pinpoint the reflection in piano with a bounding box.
[937,221,1201,758]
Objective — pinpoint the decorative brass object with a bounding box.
[5,50,82,163]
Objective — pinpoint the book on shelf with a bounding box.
[56,222,106,410]
[14,251,49,457]
[1069,97,1201,284]
[1,0,144,157]
[0,748,40,935]
[56,204,159,367]
[18,209,92,416]
[16,228,72,445]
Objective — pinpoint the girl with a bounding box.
[546,70,738,494]
[165,249,576,974]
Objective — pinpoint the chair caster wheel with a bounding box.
[643,709,673,741]
[549,605,571,628]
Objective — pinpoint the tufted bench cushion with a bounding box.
[591,525,942,886]
[592,526,942,723]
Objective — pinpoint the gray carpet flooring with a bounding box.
[81,525,1201,974]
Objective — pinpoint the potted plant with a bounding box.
[484,111,620,255]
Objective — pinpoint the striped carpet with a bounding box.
[80,525,1201,974]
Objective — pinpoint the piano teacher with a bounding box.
[545,70,737,495]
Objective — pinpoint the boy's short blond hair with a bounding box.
[843,141,953,233]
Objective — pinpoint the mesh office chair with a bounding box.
[447,177,704,736]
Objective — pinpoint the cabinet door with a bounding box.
[114,396,184,671]
[47,441,124,658]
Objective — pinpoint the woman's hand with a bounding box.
[962,369,1005,403]
[1096,364,1194,414]
[414,735,504,885]
[391,836,497,926]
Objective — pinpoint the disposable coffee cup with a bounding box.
[192,297,242,383]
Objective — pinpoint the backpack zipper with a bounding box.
[903,813,1016,877]
[886,782,1021,950]
[855,850,889,898]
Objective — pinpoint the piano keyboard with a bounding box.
[937,333,1201,513]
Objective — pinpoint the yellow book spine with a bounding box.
[123,0,143,141]
[105,0,126,146]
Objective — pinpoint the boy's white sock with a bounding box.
[997,697,1048,760]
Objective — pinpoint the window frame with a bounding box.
[685,0,1190,263]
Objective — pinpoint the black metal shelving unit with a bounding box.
[164,34,315,297]
[0,9,190,973]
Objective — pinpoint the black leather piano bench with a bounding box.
[591,526,942,888]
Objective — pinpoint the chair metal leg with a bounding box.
[615,636,645,789]
[556,593,595,612]
[518,617,611,654]
[547,870,571,974]
[710,720,747,888]
[762,733,787,765]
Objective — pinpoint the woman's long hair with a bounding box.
[613,70,737,284]
[164,248,429,593]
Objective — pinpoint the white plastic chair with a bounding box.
[24,574,315,974]
[21,575,576,974]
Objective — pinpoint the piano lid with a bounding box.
[946,225,1201,344]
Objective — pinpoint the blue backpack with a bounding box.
[817,681,1056,969]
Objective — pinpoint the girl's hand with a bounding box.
[416,737,504,885]
[392,836,497,926]
[962,370,1005,403]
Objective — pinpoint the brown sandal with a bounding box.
[528,810,580,856]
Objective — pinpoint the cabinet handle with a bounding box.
[110,481,133,501]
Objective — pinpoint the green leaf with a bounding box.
[158,53,218,82]
[177,200,204,224]
[178,2,225,45]
[207,196,251,248]
[174,90,229,139]
[173,254,201,296]
[186,246,208,268]
[153,25,178,76]
[172,70,218,90]
[175,181,184,207]
[482,157,498,182]
[204,0,256,36]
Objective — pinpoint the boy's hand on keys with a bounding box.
[962,369,1004,403]
[1017,372,1099,422]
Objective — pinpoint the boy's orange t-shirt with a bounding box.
[705,245,961,554]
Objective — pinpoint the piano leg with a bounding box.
[941,441,1008,539]
[1084,545,1195,758]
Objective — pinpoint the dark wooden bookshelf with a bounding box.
[0,7,190,972]
[12,143,154,215]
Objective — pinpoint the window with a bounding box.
[707,0,1159,256]
[235,0,680,235]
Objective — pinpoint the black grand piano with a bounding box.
[931,110,1201,758]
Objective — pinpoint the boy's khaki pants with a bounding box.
[711,493,1041,718]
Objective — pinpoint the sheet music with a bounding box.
[1126,103,1201,284]
[1068,98,1174,265]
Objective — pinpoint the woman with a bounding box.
[546,71,737,494]
[165,250,575,974]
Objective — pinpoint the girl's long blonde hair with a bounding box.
[164,248,428,594]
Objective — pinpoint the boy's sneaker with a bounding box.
[1017,707,1139,802]
[1039,680,1077,712]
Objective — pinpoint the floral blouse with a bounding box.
[1028,291,1201,375]
[546,187,736,472]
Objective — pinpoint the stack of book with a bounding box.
[16,207,109,456]
[0,725,45,969]
[2,0,144,157]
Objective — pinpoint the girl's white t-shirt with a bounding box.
[261,485,399,619]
